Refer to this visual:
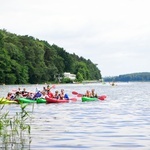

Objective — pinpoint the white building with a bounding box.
[64,72,76,80]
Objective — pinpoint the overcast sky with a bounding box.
[1,0,150,77]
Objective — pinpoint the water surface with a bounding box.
[0,82,150,149]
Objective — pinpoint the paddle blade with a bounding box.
[77,94,83,97]
[51,85,56,89]
[69,98,77,101]
[12,89,17,92]
[72,91,78,95]
[98,95,107,100]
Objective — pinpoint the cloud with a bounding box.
[0,0,150,76]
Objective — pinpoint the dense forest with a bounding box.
[103,72,150,82]
[0,29,102,84]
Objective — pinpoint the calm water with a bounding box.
[0,82,150,150]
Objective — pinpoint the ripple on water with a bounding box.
[1,83,150,149]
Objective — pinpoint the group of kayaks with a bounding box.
[17,97,77,104]
[0,92,107,104]
[0,97,77,104]
[0,97,78,104]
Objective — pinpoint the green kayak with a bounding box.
[82,96,98,102]
[17,98,36,103]
[36,98,46,103]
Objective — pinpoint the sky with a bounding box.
[1,0,150,77]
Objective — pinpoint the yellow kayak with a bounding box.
[0,98,18,104]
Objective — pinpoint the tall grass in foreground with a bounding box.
[0,101,34,149]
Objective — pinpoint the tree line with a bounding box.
[103,72,150,82]
[0,29,102,84]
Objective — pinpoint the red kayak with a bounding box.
[45,97,77,103]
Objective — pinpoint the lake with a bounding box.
[0,82,150,150]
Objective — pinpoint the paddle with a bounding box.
[69,97,77,101]
[72,91,106,100]
[72,91,78,95]
[50,84,56,89]
[72,91,83,97]
[12,89,17,92]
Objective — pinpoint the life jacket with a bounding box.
[33,91,42,99]
[47,92,53,98]
[64,94,69,100]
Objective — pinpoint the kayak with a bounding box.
[82,97,98,102]
[45,97,77,103]
[72,91,107,101]
[36,98,46,103]
[17,98,36,103]
[46,97,69,103]
[0,98,18,104]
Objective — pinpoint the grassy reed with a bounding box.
[0,101,33,149]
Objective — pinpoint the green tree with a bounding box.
[76,72,84,82]
[0,29,102,84]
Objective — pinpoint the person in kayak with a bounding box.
[40,91,46,99]
[42,86,47,92]
[53,90,60,99]
[91,89,97,97]
[46,85,50,91]
[46,89,53,98]
[60,89,69,100]
[33,90,42,100]
[6,92,12,100]
[84,90,91,97]
[26,92,34,99]
[17,87,22,94]
[21,88,29,97]
[14,91,23,100]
